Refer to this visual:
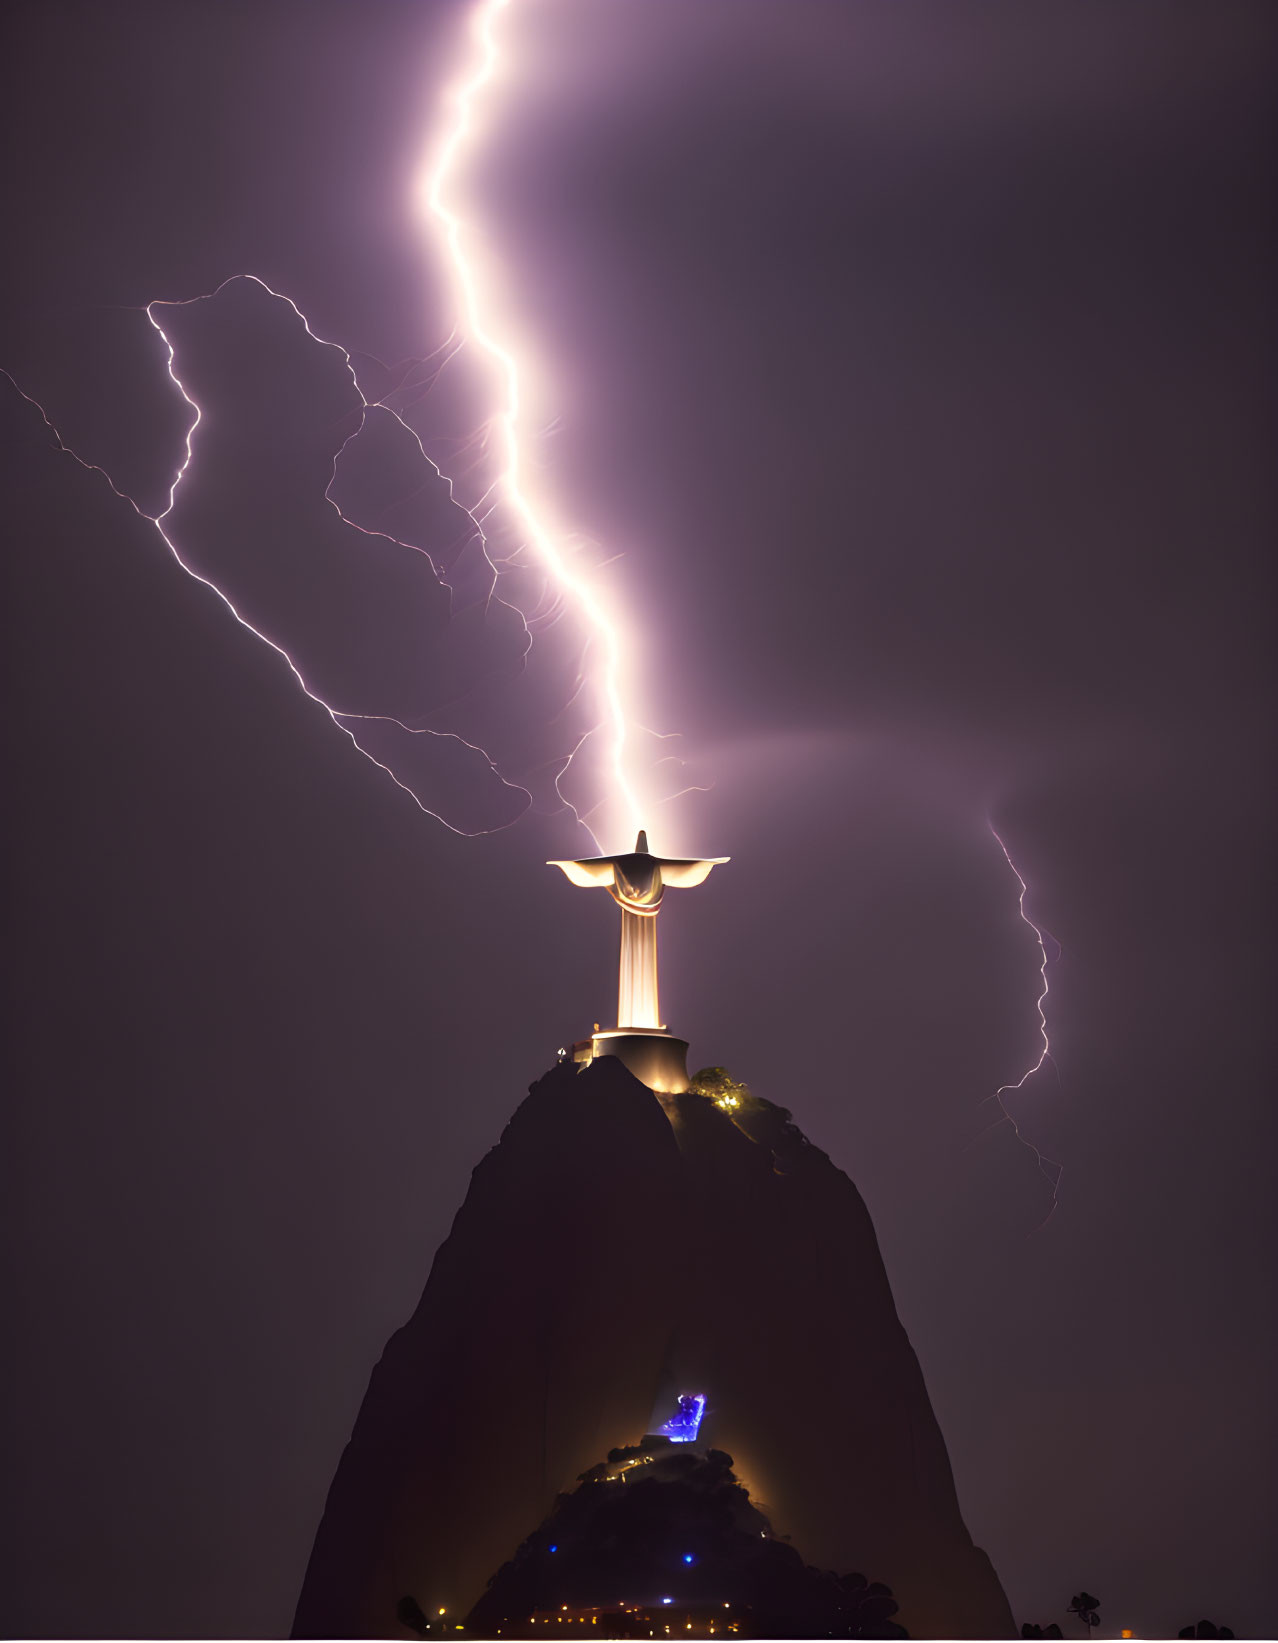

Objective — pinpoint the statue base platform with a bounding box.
[588,1029,690,1095]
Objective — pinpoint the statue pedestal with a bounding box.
[589,1029,690,1095]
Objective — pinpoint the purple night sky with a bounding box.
[2,2,1275,1637]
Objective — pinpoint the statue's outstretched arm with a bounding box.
[654,857,729,889]
[547,859,619,889]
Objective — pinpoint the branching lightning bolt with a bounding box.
[3,274,531,839]
[423,0,645,850]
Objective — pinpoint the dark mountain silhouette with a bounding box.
[293,1058,1015,1639]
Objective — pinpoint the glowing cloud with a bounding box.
[422,0,646,850]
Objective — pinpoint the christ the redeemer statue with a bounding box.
[549,831,727,1093]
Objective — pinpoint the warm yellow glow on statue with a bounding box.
[549,831,727,1030]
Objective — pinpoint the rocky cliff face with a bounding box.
[293,1058,1015,1639]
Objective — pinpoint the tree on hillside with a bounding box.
[1067,1593,1100,1635]
[689,1066,752,1109]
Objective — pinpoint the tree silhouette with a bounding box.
[1021,1625,1063,1638]
[1178,1624,1235,1638]
[1067,1593,1100,1635]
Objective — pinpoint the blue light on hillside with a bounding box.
[683,1554,695,1565]
[658,1392,707,1444]
[548,1545,558,1554]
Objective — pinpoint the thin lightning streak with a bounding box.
[365,324,465,408]
[147,290,534,832]
[2,275,530,839]
[990,825,1053,1095]
[978,823,1062,1228]
[424,0,645,849]
[658,783,716,806]
[146,275,512,608]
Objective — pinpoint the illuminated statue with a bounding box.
[550,830,726,1029]
[549,830,727,1092]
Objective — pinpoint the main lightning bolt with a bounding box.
[422,0,646,850]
